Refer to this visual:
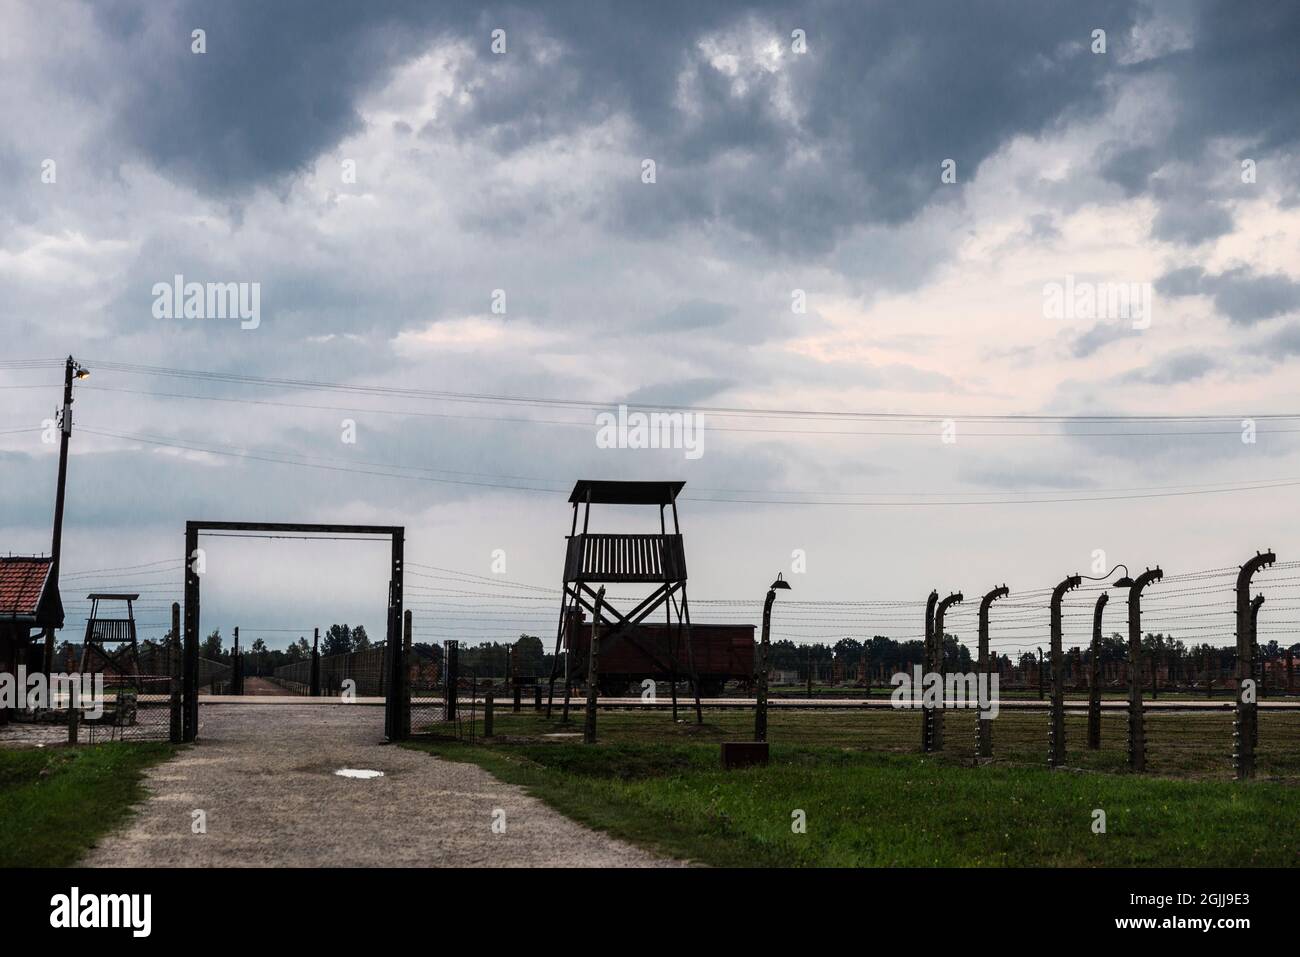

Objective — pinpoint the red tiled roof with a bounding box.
[0,557,54,619]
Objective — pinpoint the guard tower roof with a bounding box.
[86,593,140,601]
[568,480,685,506]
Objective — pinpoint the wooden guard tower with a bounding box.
[547,480,702,723]
[80,593,143,690]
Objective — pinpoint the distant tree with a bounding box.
[352,625,371,651]
[201,629,223,660]
[321,624,353,656]
[514,634,544,675]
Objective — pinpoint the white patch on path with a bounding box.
[81,704,683,868]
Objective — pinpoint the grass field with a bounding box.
[405,708,1300,866]
[0,742,176,867]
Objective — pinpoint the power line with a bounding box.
[71,358,1300,424]
[78,425,1300,507]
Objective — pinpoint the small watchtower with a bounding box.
[546,480,702,723]
[79,593,143,690]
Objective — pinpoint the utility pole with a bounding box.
[977,585,1008,758]
[1049,574,1082,767]
[46,356,88,675]
[1234,551,1274,780]
[1116,567,1163,772]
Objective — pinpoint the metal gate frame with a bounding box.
[181,521,406,742]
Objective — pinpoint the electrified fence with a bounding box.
[11,553,1297,780]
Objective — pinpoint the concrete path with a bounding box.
[82,704,681,868]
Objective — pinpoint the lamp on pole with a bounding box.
[754,573,791,743]
[45,356,88,674]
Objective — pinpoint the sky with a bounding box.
[3,1,1300,658]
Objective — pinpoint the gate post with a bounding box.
[169,602,183,743]
[383,529,405,741]
[401,610,412,739]
[182,521,200,743]
[1233,551,1274,780]
[1049,574,1082,767]
[977,585,1008,758]
[1087,593,1107,750]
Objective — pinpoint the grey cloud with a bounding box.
[1097,144,1160,197]
[1150,199,1234,245]
[620,378,736,408]
[1071,322,1140,358]
[1157,265,1300,325]
[1119,350,1218,384]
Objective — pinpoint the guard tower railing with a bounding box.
[563,533,687,583]
[84,619,136,644]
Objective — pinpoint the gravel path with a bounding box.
[82,703,681,867]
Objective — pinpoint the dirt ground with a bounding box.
[81,703,681,867]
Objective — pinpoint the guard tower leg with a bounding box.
[681,590,703,724]
[545,588,570,718]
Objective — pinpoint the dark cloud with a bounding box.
[620,378,736,408]
[89,0,453,192]
[1097,144,1160,197]
[1150,199,1234,245]
[1118,350,1218,384]
[1157,265,1300,325]
[1071,321,1140,358]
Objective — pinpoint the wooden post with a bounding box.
[1049,576,1080,767]
[977,586,1007,758]
[310,628,321,697]
[169,602,183,743]
[484,693,495,737]
[1122,569,1163,773]
[67,680,80,745]
[806,646,813,699]
[534,685,542,711]
[1204,649,1213,698]
[931,592,962,753]
[584,587,606,744]
[1088,594,1106,750]
[513,683,522,713]
[1234,553,1273,780]
[755,586,775,743]
[402,610,412,739]
[921,591,938,752]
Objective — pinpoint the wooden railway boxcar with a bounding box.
[564,611,754,696]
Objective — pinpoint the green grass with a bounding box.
[0,743,177,867]
[404,711,1300,867]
